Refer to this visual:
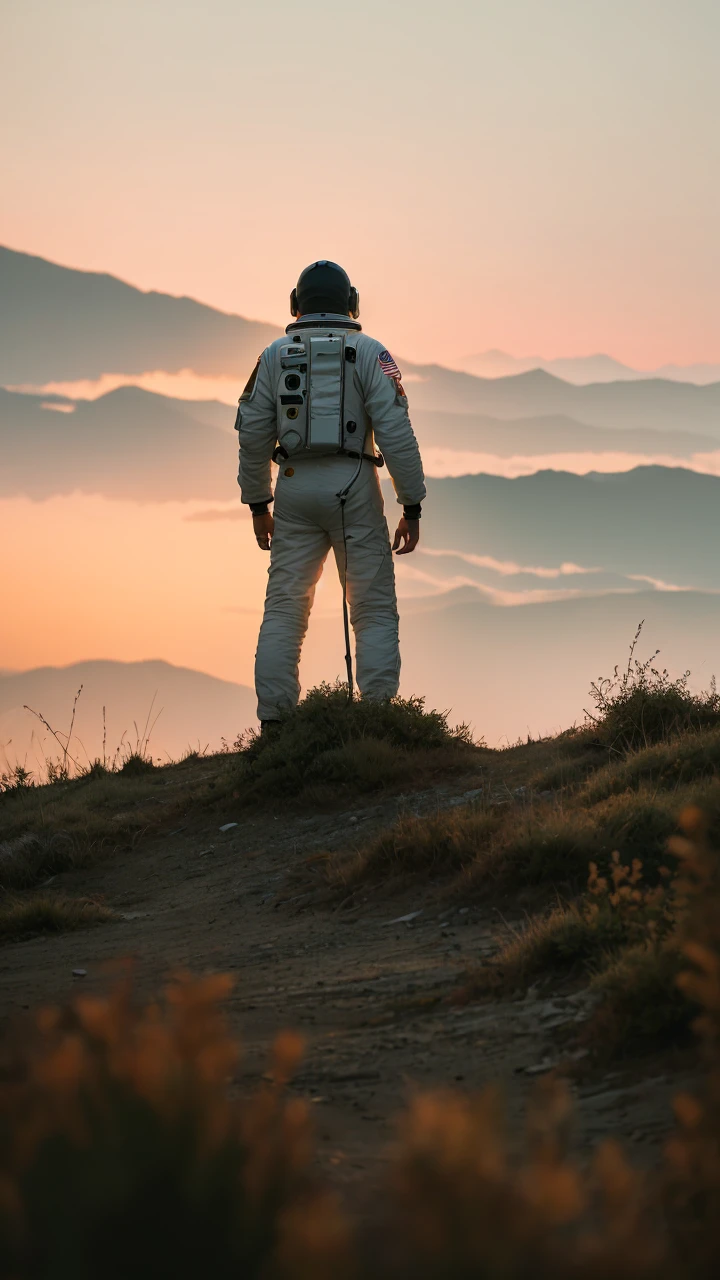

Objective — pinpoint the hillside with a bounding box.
[2,680,720,1273]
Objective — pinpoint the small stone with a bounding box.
[72,969,87,978]
[458,908,470,915]
[219,823,238,833]
[525,1059,555,1076]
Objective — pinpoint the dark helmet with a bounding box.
[290,261,360,319]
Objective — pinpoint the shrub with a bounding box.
[481,853,677,990]
[0,975,335,1280]
[585,622,720,754]
[5,885,720,1278]
[234,683,478,804]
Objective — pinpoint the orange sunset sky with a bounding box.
[2,0,719,369]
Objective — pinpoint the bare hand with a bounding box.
[392,518,420,555]
[253,512,275,550]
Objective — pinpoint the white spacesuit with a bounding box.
[236,261,426,723]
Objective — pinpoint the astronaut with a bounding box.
[236,260,426,725]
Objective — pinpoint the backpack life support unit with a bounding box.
[274,331,381,467]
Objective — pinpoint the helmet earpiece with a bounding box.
[349,286,360,320]
[290,287,299,317]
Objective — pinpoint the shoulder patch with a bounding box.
[378,350,402,380]
[239,355,261,402]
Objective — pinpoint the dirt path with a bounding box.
[0,780,690,1187]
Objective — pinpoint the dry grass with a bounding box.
[0,752,230,890]
[328,697,720,1059]
[586,941,689,1054]
[583,727,720,803]
[230,683,481,806]
[0,893,114,941]
[0,687,483,893]
[482,904,610,988]
[336,779,712,897]
[332,805,501,889]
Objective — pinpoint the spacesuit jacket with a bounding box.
[236,323,426,509]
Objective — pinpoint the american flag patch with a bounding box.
[378,349,402,380]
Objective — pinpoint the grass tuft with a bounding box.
[332,805,500,888]
[232,682,479,805]
[120,751,156,777]
[586,941,690,1053]
[0,894,114,941]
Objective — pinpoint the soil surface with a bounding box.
[0,776,692,1191]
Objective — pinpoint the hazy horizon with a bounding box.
[2,241,718,384]
[2,1,719,368]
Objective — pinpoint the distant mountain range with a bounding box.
[409,409,717,458]
[3,246,720,441]
[0,246,280,384]
[0,659,256,768]
[459,350,720,386]
[3,599,719,754]
[4,385,719,503]
[2,380,719,592]
[415,467,720,591]
[403,366,720,433]
[0,386,238,501]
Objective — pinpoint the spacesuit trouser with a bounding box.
[254,456,400,722]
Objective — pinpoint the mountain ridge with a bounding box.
[460,348,720,385]
[4,247,720,439]
[0,245,282,384]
